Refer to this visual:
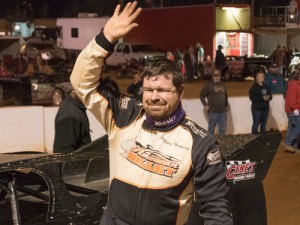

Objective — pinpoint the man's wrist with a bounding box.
[95,31,116,53]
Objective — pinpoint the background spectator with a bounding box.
[127,71,143,101]
[200,69,229,135]
[215,45,226,77]
[272,44,285,75]
[53,90,91,153]
[249,69,272,134]
[282,71,300,153]
[265,63,287,95]
[183,45,196,82]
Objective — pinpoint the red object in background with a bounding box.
[297,0,300,9]
[3,55,13,69]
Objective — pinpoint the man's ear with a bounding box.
[178,84,184,100]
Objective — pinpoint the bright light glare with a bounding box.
[222,7,240,16]
[14,25,20,30]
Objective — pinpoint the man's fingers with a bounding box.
[112,4,121,17]
[126,1,138,16]
[122,1,139,17]
[127,23,139,32]
[129,7,142,22]
[122,1,133,15]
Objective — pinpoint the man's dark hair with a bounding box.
[142,59,183,90]
[254,68,266,81]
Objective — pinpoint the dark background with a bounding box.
[0,0,291,18]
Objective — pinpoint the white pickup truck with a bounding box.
[105,43,166,67]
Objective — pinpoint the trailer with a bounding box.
[56,17,109,52]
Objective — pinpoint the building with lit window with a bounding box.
[125,3,253,60]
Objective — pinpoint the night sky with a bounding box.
[0,0,293,18]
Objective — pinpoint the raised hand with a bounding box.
[103,1,142,44]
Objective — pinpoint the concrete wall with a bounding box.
[254,33,287,56]
[0,95,287,154]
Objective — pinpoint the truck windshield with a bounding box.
[132,44,155,52]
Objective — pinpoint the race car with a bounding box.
[0,132,281,225]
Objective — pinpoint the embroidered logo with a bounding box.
[120,139,180,178]
[207,148,221,165]
[119,96,130,109]
[225,159,256,183]
[185,121,207,138]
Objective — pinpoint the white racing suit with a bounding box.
[70,32,233,225]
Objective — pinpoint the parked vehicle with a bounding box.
[105,43,166,68]
[24,38,66,62]
[199,55,272,81]
[0,73,72,106]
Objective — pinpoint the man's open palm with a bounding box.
[104,1,142,44]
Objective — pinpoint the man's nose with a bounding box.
[150,90,160,100]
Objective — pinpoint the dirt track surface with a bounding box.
[106,71,300,225]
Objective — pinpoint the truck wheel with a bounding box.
[0,84,3,105]
[52,89,64,106]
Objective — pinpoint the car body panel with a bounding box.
[0,133,282,225]
[25,38,66,61]
[0,73,72,106]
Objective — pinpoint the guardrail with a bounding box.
[0,95,287,153]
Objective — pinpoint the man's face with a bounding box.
[256,72,265,84]
[142,74,184,119]
[212,74,221,83]
[270,67,278,74]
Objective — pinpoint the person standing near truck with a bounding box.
[70,2,232,225]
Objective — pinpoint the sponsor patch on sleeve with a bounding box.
[207,148,221,165]
[118,96,130,109]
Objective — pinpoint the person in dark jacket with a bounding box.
[264,63,287,95]
[127,71,142,100]
[53,90,91,153]
[183,45,196,82]
[215,45,226,75]
[200,69,229,135]
[249,69,272,134]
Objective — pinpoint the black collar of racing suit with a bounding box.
[143,104,185,131]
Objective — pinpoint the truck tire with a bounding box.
[52,89,64,106]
